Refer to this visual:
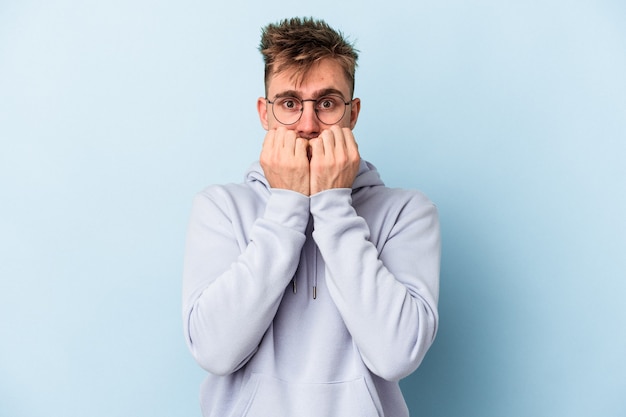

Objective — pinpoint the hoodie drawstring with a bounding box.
[312,245,317,299]
[293,218,317,299]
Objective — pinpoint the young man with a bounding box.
[183,17,440,417]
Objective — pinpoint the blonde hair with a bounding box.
[259,17,359,96]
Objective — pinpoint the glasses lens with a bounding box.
[315,95,347,125]
[272,97,302,125]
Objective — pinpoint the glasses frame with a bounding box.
[265,95,352,126]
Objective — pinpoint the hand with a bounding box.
[260,127,311,196]
[308,126,360,195]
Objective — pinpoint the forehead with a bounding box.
[267,59,351,98]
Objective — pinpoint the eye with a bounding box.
[278,98,301,111]
[317,96,339,111]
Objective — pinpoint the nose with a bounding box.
[295,101,321,139]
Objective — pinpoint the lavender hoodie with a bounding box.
[182,160,440,417]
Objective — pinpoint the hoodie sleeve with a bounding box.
[310,188,440,381]
[182,186,309,376]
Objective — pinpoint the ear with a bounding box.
[257,97,269,130]
[349,98,361,130]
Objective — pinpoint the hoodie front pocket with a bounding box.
[230,373,380,417]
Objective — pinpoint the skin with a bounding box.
[257,59,362,196]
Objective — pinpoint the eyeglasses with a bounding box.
[266,94,351,125]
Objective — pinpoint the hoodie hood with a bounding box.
[245,159,385,192]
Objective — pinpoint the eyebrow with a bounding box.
[272,88,347,100]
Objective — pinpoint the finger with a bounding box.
[319,128,336,153]
[308,137,324,159]
[262,129,276,149]
[325,126,348,163]
[283,129,299,156]
[294,137,310,159]
[273,126,289,149]
[341,127,359,154]
[270,128,287,160]
[260,129,276,161]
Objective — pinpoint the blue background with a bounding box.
[1,1,625,416]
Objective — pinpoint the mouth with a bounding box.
[306,145,312,161]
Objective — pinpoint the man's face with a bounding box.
[257,58,361,139]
